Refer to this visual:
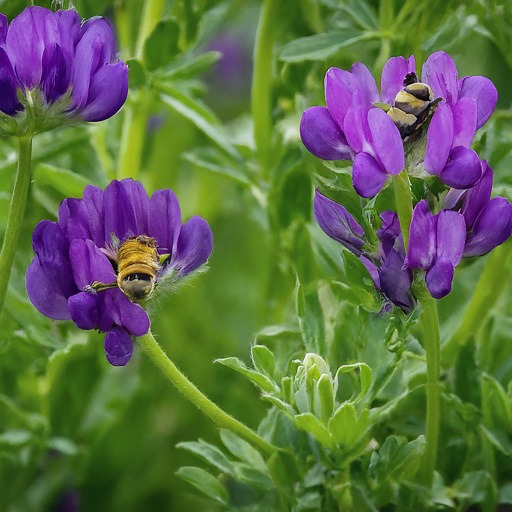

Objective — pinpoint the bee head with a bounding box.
[119,272,155,301]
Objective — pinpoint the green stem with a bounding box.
[0,137,32,317]
[416,282,441,489]
[374,0,394,74]
[392,171,413,251]
[441,238,512,367]
[252,0,279,178]
[138,330,277,459]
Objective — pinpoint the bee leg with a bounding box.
[84,281,118,294]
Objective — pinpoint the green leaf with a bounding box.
[46,437,79,456]
[159,88,241,161]
[33,164,94,199]
[335,363,372,402]
[176,440,236,475]
[219,430,268,473]
[317,374,334,423]
[266,450,299,492]
[481,373,512,435]
[175,466,228,505]
[453,471,497,512]
[296,492,322,511]
[215,357,276,393]
[160,51,222,80]
[329,404,368,446]
[279,29,369,62]
[294,413,333,448]
[0,429,32,446]
[480,425,512,456]
[251,345,275,378]
[144,18,180,71]
[296,282,325,354]
[233,463,274,489]
[126,58,146,89]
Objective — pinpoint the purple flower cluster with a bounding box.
[300,52,496,197]
[26,179,213,366]
[0,6,128,133]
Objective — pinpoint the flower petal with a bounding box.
[0,48,23,116]
[5,6,51,88]
[300,107,353,160]
[103,179,150,243]
[349,61,380,105]
[352,152,388,198]
[41,43,70,103]
[458,75,497,130]
[83,185,105,248]
[313,190,364,253]
[380,247,414,311]
[460,160,491,230]
[69,239,116,290]
[439,146,481,189]
[148,188,182,256]
[172,216,213,275]
[324,67,357,131]
[425,256,454,299]
[81,61,128,122]
[26,256,71,320]
[59,198,90,242]
[451,96,477,149]
[424,102,453,175]
[32,220,78,298]
[360,255,381,290]
[421,51,459,104]
[464,197,512,257]
[435,210,466,267]
[380,55,416,105]
[368,108,404,175]
[403,200,436,270]
[104,326,133,366]
[68,291,98,330]
[0,14,8,44]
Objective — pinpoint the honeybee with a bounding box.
[86,235,161,302]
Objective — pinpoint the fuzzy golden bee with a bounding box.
[116,235,161,301]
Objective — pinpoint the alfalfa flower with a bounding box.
[26,179,213,366]
[0,6,128,135]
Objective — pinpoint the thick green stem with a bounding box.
[0,137,33,317]
[416,282,441,489]
[392,171,413,251]
[441,238,512,366]
[252,0,279,177]
[138,330,277,459]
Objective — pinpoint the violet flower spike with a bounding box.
[0,6,128,135]
[26,179,213,366]
[404,200,466,299]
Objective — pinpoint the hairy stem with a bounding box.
[252,0,279,178]
[0,137,33,317]
[138,330,277,459]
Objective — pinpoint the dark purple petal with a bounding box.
[32,220,78,298]
[458,75,498,129]
[300,107,353,160]
[464,197,512,257]
[360,255,380,290]
[313,190,365,253]
[111,291,150,336]
[26,256,71,320]
[172,216,213,275]
[368,108,404,175]
[41,44,70,103]
[380,55,416,105]
[69,239,116,290]
[0,14,7,44]
[378,211,402,257]
[81,61,128,122]
[55,10,81,63]
[451,97,477,149]
[439,146,481,189]
[444,188,466,210]
[71,18,117,110]
[0,48,23,116]
[83,185,104,247]
[349,62,379,105]
[424,102,453,175]
[343,105,371,154]
[148,188,182,255]
[104,326,133,366]
[425,256,454,299]
[5,6,51,88]
[324,67,357,130]
[103,179,149,243]
[461,160,491,230]
[421,51,458,104]
[435,210,466,267]
[59,198,90,242]
[352,152,388,198]
[403,200,436,270]
[380,248,414,311]
[68,292,98,330]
